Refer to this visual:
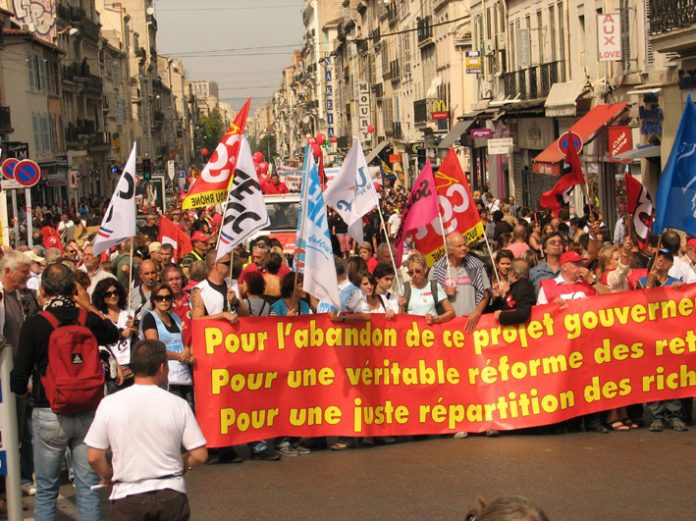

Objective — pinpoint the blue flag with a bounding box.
[653,94,696,236]
[293,144,311,272]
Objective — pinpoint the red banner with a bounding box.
[193,285,696,447]
[182,99,251,209]
[413,149,484,266]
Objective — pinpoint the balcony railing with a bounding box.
[648,0,696,35]
[414,98,433,125]
[502,61,564,100]
[77,119,96,135]
[417,16,433,47]
[372,82,384,99]
[389,60,400,81]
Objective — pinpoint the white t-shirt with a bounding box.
[387,213,401,238]
[85,384,206,500]
[407,282,447,316]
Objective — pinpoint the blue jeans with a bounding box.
[32,408,100,521]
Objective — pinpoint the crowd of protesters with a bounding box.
[2,178,696,517]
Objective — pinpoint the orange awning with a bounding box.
[533,103,629,174]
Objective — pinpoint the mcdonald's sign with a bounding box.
[431,100,449,120]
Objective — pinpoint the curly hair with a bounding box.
[92,278,128,313]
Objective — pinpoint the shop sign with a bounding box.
[487,137,514,155]
[608,126,633,161]
[470,128,493,139]
[465,51,481,74]
[431,100,449,120]
[598,14,622,61]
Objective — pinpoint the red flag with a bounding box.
[182,99,251,209]
[539,143,585,212]
[41,226,63,253]
[413,149,485,265]
[394,160,440,265]
[625,173,654,249]
[158,215,191,261]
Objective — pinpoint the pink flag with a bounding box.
[394,160,440,265]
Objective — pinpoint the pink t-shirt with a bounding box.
[507,241,530,258]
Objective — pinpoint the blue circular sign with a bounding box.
[1,158,18,180]
[14,160,41,187]
[557,131,583,156]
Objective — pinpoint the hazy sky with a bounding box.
[156,0,305,113]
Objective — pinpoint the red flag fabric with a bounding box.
[158,216,191,261]
[413,149,485,266]
[41,226,63,253]
[182,99,251,209]
[625,173,654,249]
[539,143,585,212]
[394,160,440,265]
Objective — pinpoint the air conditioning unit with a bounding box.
[480,81,493,99]
[484,39,495,56]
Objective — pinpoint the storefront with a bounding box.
[533,103,630,228]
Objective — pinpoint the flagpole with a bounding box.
[437,212,453,282]
[483,234,501,285]
[127,238,134,313]
[375,206,402,295]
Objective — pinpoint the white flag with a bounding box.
[324,138,379,243]
[92,143,137,256]
[301,153,340,308]
[216,137,269,261]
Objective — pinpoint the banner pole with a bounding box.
[437,212,453,281]
[375,206,402,295]
[127,238,134,313]
[483,234,501,285]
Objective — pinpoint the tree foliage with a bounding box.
[196,108,226,153]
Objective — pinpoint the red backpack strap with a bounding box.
[39,310,60,329]
[77,309,88,326]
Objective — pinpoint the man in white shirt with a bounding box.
[86,339,208,520]
[662,230,696,284]
[80,245,116,296]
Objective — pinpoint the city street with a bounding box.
[27,427,695,521]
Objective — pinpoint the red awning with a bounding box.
[533,103,629,174]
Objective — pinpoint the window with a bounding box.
[39,59,48,92]
[27,56,39,90]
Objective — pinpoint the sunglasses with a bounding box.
[407,268,423,276]
[104,290,119,298]
[218,260,231,266]
[66,249,77,254]
[154,294,173,302]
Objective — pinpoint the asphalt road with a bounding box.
[27,427,696,521]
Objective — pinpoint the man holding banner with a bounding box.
[430,232,491,333]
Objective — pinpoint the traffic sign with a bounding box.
[14,160,41,187]
[557,130,583,157]
[1,158,17,180]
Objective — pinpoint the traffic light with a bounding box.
[142,158,152,181]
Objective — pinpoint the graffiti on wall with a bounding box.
[12,0,56,43]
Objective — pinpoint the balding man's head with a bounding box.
[139,260,159,288]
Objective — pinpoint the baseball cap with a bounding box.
[560,251,585,264]
[191,231,209,243]
[686,237,696,249]
[25,251,45,264]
